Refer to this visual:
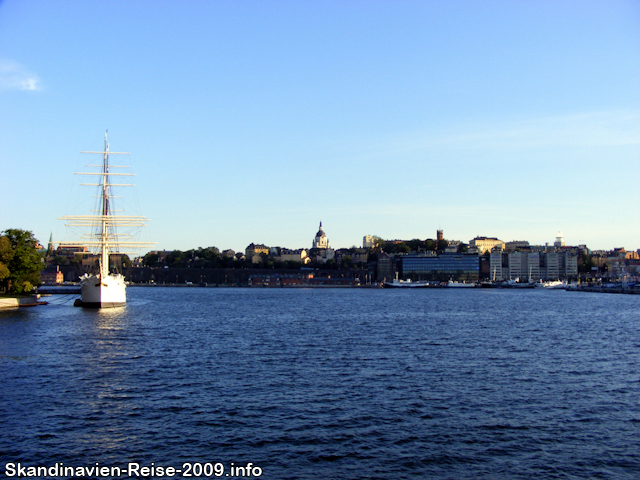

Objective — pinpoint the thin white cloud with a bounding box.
[362,110,640,161]
[452,111,640,149]
[0,59,41,91]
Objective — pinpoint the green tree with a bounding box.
[0,236,13,285]
[400,243,412,254]
[578,253,595,273]
[1,229,43,294]
[142,252,159,266]
[407,239,423,252]
[51,255,69,266]
[371,236,384,250]
[341,255,353,268]
[166,250,186,267]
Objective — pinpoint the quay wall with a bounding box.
[0,296,45,309]
[123,267,368,286]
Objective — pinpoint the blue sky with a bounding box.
[1,0,638,254]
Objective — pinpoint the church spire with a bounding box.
[313,220,329,249]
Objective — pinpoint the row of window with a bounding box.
[402,254,480,273]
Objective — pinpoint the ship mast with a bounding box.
[59,132,154,275]
[100,132,110,279]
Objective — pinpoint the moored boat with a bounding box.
[543,280,568,289]
[499,278,536,289]
[446,280,477,288]
[384,278,430,288]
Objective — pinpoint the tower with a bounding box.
[312,221,330,249]
[47,233,55,253]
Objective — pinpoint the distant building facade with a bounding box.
[279,249,309,264]
[363,235,376,249]
[488,250,578,281]
[470,237,505,254]
[490,251,505,280]
[505,240,530,252]
[402,253,480,282]
[376,252,394,282]
[245,243,269,264]
[41,266,64,285]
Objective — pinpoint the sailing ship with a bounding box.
[59,133,152,307]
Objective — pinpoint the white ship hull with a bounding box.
[80,273,126,308]
[384,279,430,288]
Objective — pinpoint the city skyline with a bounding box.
[1,1,638,253]
[46,222,631,258]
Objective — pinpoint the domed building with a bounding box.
[312,221,330,249]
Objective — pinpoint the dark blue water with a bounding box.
[1,287,638,479]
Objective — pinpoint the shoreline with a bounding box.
[0,295,48,309]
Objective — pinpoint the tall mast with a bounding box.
[100,131,110,279]
[58,134,154,271]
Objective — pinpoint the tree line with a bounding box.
[0,229,43,294]
[138,236,463,271]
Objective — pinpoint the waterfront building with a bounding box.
[437,230,444,241]
[508,252,523,280]
[401,253,480,282]
[481,249,581,281]
[248,273,314,287]
[377,252,394,283]
[525,252,541,281]
[490,251,505,280]
[335,249,369,264]
[470,236,505,254]
[545,252,560,279]
[563,253,578,277]
[312,222,330,249]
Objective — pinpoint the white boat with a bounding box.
[384,275,430,288]
[59,133,152,308]
[446,280,477,288]
[500,278,535,289]
[385,279,430,288]
[543,280,568,289]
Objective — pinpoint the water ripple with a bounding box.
[0,288,638,479]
